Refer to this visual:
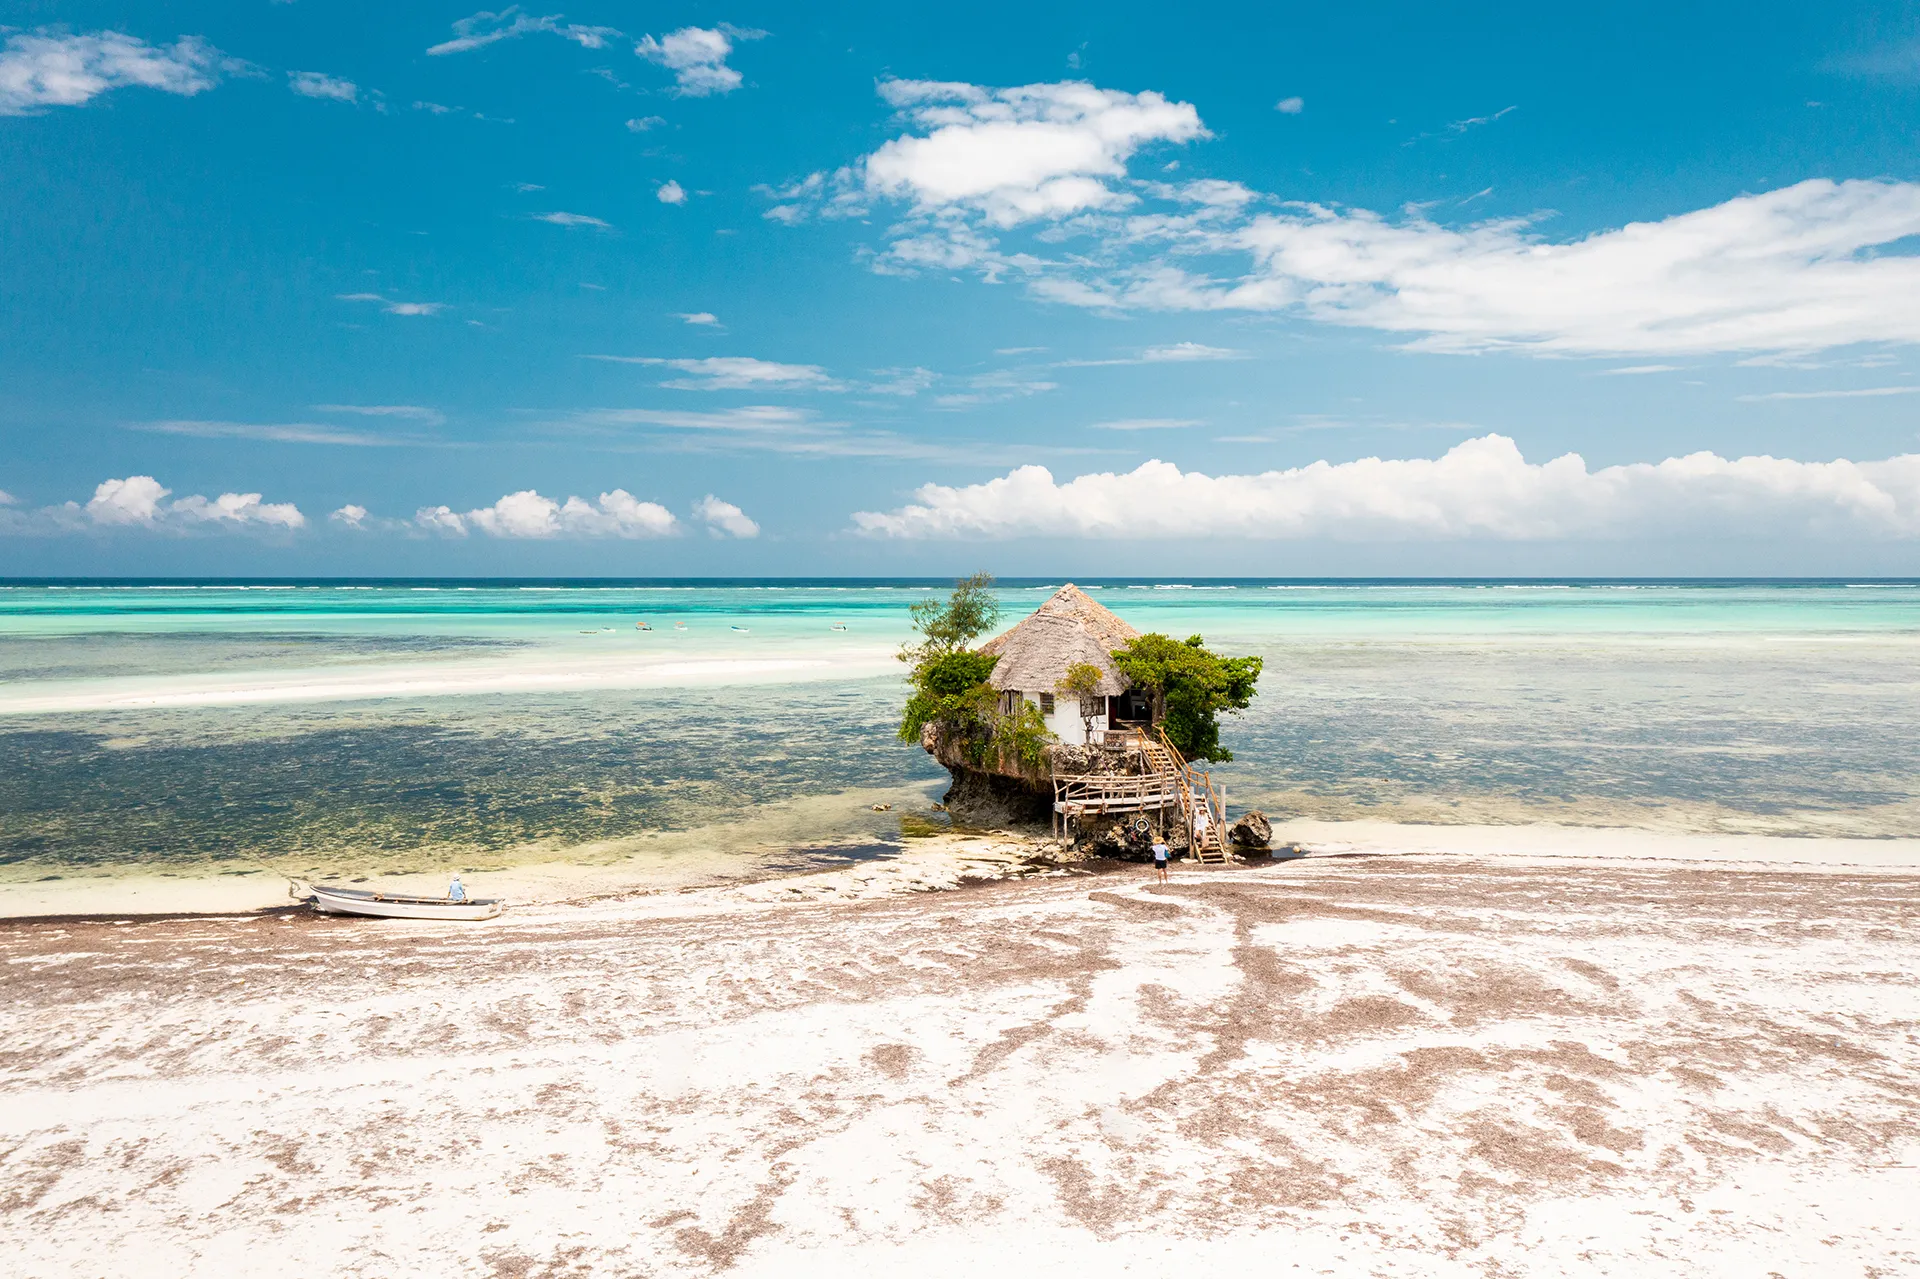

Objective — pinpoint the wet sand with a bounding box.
[4,851,1917,1277]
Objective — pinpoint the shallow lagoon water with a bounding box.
[3,580,1918,887]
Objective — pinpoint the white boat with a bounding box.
[295,881,503,921]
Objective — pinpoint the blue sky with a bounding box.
[3,0,1920,575]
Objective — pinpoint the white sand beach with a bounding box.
[4,836,1916,1277]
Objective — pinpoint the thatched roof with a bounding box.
[977,584,1139,697]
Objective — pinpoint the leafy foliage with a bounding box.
[896,573,1056,770]
[1110,633,1263,762]
[898,655,999,744]
[1055,661,1105,740]
[902,571,1000,664]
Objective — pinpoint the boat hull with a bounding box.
[305,885,502,921]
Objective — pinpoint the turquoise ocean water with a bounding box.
[2,579,1917,883]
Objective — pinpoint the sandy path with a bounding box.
[2,856,1917,1277]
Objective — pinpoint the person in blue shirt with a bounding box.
[1150,840,1170,883]
[448,875,468,902]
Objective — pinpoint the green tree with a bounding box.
[1055,661,1105,742]
[901,571,1000,664]
[1110,633,1263,762]
[898,574,1004,745]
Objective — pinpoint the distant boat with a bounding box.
[675,622,688,629]
[730,625,750,632]
[831,624,849,631]
[294,881,503,921]
[636,621,653,631]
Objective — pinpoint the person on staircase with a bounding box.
[1191,801,1212,855]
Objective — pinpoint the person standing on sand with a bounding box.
[1151,840,1170,883]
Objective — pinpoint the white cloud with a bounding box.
[0,29,230,115]
[657,180,687,205]
[931,368,1058,407]
[337,292,446,316]
[583,355,840,391]
[288,71,356,102]
[851,434,1920,542]
[1600,365,1681,375]
[793,79,1920,359]
[414,505,468,535]
[566,405,962,460]
[1736,386,1920,401]
[863,79,1207,229]
[331,504,369,528]
[170,492,306,528]
[635,25,761,97]
[1142,341,1243,362]
[1179,179,1920,355]
[678,312,720,325]
[1089,417,1203,430]
[427,489,680,538]
[313,403,446,424]
[626,115,665,132]
[693,494,760,538]
[428,9,620,57]
[1274,96,1304,114]
[533,211,612,229]
[86,476,170,525]
[65,476,305,531]
[138,420,412,446]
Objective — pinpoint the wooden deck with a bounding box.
[1051,728,1231,863]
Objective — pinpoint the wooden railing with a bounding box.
[1050,725,1230,864]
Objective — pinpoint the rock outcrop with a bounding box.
[1229,810,1274,850]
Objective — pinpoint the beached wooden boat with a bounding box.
[296,882,503,921]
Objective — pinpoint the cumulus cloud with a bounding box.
[169,492,306,527]
[635,26,761,97]
[851,434,1920,542]
[626,115,664,132]
[693,494,760,538]
[533,211,612,229]
[769,78,1920,359]
[583,354,839,391]
[864,79,1207,229]
[86,476,171,525]
[337,292,446,316]
[418,489,679,538]
[288,71,356,102]
[428,9,620,56]
[25,476,307,532]
[330,504,369,528]
[1274,96,1304,114]
[656,180,688,205]
[678,312,720,326]
[0,29,234,115]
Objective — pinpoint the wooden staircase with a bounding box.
[1150,730,1230,865]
